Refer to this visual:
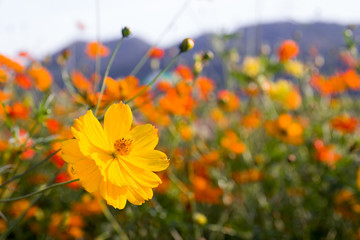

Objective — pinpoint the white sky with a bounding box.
[1,0,360,58]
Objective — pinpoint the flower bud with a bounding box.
[193,213,207,225]
[122,27,131,38]
[202,51,214,61]
[179,38,195,53]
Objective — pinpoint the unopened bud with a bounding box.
[193,213,207,225]
[202,51,214,61]
[122,27,131,38]
[179,38,195,53]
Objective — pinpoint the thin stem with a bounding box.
[99,199,129,240]
[0,178,79,202]
[0,169,63,239]
[0,149,60,188]
[94,0,101,92]
[94,37,124,116]
[126,52,181,104]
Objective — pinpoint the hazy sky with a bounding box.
[1,0,360,58]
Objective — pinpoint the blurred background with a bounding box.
[1,0,360,57]
[1,0,360,85]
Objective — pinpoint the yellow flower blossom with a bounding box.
[62,102,169,209]
[242,57,261,78]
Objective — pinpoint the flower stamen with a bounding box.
[114,138,133,156]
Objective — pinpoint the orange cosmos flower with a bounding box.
[7,102,30,120]
[221,130,246,154]
[156,80,172,92]
[311,73,347,95]
[15,74,32,89]
[46,119,62,134]
[334,189,360,220]
[86,42,110,59]
[242,109,262,129]
[104,76,141,103]
[159,88,196,117]
[48,213,85,239]
[149,47,165,59]
[268,80,302,110]
[10,199,39,219]
[265,114,304,145]
[72,194,102,216]
[175,65,193,80]
[179,124,193,141]
[342,69,360,90]
[28,65,53,91]
[55,170,80,190]
[217,90,240,112]
[199,150,219,165]
[232,169,264,184]
[0,90,11,101]
[196,76,215,100]
[192,175,223,204]
[277,40,299,62]
[71,71,92,93]
[0,69,8,83]
[61,102,169,209]
[330,115,358,134]
[0,54,24,73]
[313,139,341,167]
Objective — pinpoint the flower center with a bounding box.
[114,138,133,156]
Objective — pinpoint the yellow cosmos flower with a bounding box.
[61,102,169,209]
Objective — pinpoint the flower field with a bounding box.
[1,26,360,239]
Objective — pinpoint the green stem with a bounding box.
[129,50,151,76]
[94,37,124,116]
[99,200,129,240]
[126,52,181,104]
[0,178,79,202]
[0,149,60,188]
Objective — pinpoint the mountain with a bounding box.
[46,22,360,88]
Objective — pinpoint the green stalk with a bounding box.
[94,37,124,116]
[0,178,79,202]
[0,149,60,188]
[99,200,129,240]
[125,52,181,104]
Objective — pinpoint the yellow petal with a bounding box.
[119,161,161,188]
[82,110,113,153]
[128,124,158,151]
[99,181,127,209]
[104,102,132,146]
[125,150,169,172]
[61,139,84,164]
[73,159,102,193]
[91,151,113,176]
[127,187,146,205]
[71,115,85,139]
[104,159,138,188]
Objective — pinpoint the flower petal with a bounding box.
[128,124,158,151]
[104,102,132,146]
[61,139,84,164]
[119,160,162,188]
[99,181,127,209]
[82,110,113,153]
[125,150,169,172]
[73,159,102,193]
[104,159,138,188]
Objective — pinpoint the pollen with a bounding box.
[114,138,133,156]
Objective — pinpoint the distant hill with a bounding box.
[46,22,360,88]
